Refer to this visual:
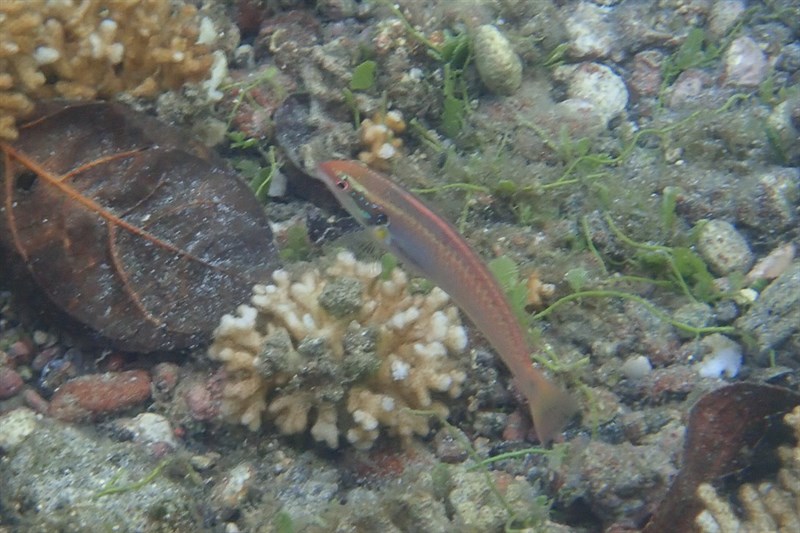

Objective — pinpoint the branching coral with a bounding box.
[695,405,800,532]
[209,252,469,449]
[358,110,406,169]
[0,0,224,140]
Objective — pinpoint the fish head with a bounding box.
[315,160,388,230]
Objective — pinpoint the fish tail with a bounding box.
[519,373,578,445]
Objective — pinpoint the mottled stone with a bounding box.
[696,220,753,275]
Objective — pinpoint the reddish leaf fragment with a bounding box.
[644,383,800,533]
[0,102,278,351]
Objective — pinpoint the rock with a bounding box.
[0,407,38,452]
[560,62,628,127]
[116,412,177,448]
[0,422,203,530]
[708,0,746,38]
[667,69,713,108]
[49,370,151,422]
[449,470,524,530]
[629,50,664,99]
[738,262,800,355]
[724,36,768,87]
[433,428,468,463]
[565,439,676,523]
[765,98,800,165]
[620,355,653,380]
[565,2,616,59]
[696,220,753,275]
[213,462,256,511]
[473,25,522,96]
[673,302,715,339]
[742,167,799,231]
[0,365,24,399]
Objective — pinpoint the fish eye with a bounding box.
[335,174,350,190]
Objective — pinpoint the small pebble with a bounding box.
[21,388,50,414]
[185,380,219,421]
[152,362,180,395]
[191,452,221,471]
[7,339,34,364]
[433,428,468,463]
[620,355,653,380]
[746,243,795,284]
[32,330,50,346]
[696,220,753,275]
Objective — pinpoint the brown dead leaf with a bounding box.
[0,101,278,352]
[644,383,800,533]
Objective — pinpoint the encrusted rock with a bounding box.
[696,220,753,276]
[473,25,522,96]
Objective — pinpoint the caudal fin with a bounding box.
[524,377,579,445]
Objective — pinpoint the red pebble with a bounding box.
[21,387,50,414]
[49,370,151,422]
[7,339,34,365]
[0,366,23,399]
[185,381,218,421]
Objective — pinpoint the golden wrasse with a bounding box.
[315,160,577,443]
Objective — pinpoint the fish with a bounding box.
[314,160,578,443]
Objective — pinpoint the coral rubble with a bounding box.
[0,0,223,140]
[695,405,800,532]
[209,252,469,449]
